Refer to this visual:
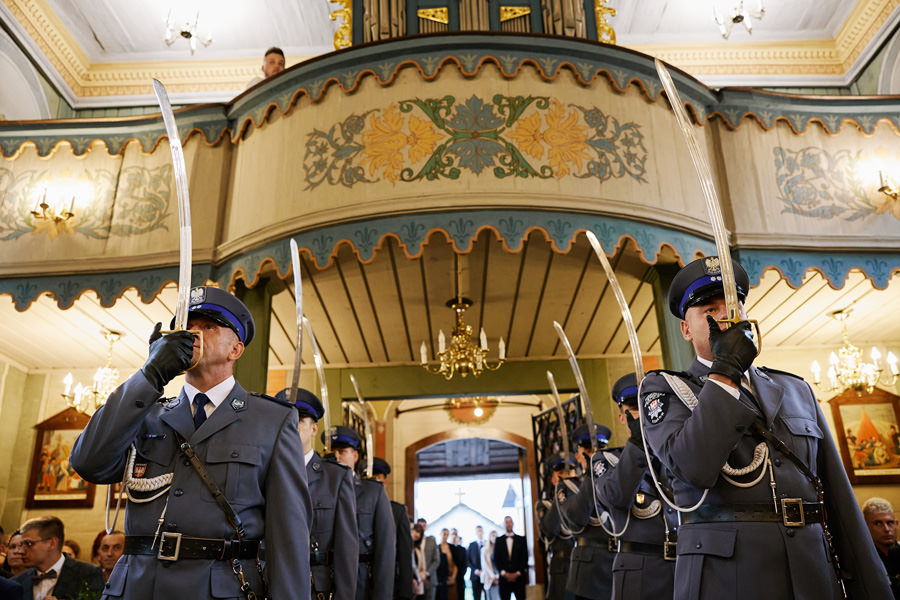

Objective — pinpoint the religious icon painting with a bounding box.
[26,407,96,508]
[828,387,900,485]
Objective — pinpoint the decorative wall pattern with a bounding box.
[774,147,900,221]
[304,95,647,186]
[0,165,172,240]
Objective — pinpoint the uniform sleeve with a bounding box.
[335,467,359,599]
[539,498,560,538]
[373,485,397,600]
[813,395,892,597]
[592,442,647,530]
[263,407,312,600]
[70,371,161,483]
[395,505,414,599]
[640,371,759,489]
[558,476,592,528]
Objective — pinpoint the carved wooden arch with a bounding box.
[404,427,545,585]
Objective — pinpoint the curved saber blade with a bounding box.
[585,232,644,384]
[152,79,192,330]
[289,239,304,406]
[546,371,570,469]
[302,316,330,452]
[349,374,374,478]
[653,60,739,323]
[553,321,597,453]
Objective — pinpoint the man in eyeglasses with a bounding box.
[11,516,103,600]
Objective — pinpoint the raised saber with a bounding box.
[349,374,375,478]
[302,316,331,453]
[553,321,598,454]
[288,239,304,406]
[546,371,571,470]
[654,60,759,345]
[152,79,192,331]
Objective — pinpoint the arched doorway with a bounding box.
[405,429,544,587]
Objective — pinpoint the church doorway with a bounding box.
[405,431,542,594]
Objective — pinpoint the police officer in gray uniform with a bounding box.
[640,256,892,599]
[70,286,312,600]
[328,426,397,600]
[371,457,415,600]
[588,374,676,600]
[536,453,576,600]
[276,388,358,599]
[557,423,615,600]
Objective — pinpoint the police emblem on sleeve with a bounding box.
[643,392,668,424]
[557,488,566,503]
[132,463,147,479]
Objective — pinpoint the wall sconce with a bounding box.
[31,189,75,224]
[878,170,899,202]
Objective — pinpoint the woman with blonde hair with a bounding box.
[481,530,501,600]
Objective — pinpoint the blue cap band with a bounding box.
[678,274,723,317]
[331,433,358,449]
[576,432,609,444]
[294,400,319,419]
[192,302,246,342]
[615,385,639,405]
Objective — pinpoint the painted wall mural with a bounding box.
[303,95,648,187]
[774,146,900,221]
[0,165,172,240]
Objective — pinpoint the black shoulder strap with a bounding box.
[750,420,818,485]
[174,432,244,537]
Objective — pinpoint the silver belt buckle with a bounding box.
[781,498,805,527]
[158,532,182,561]
[608,537,618,552]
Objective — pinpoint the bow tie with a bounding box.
[506,533,514,537]
[33,569,57,582]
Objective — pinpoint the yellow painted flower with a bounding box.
[507,112,545,160]
[543,100,589,177]
[361,105,407,182]
[407,115,444,163]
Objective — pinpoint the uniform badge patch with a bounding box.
[132,463,147,479]
[163,397,181,409]
[643,392,668,424]
[592,457,607,477]
[190,286,205,305]
[703,256,721,275]
[231,398,246,411]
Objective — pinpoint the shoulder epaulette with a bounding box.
[758,366,805,380]
[646,368,691,378]
[251,392,294,408]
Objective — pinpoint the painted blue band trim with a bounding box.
[191,302,246,342]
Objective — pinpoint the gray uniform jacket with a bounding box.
[391,500,415,600]
[590,442,676,600]
[70,372,312,600]
[557,471,614,599]
[353,475,397,600]
[537,494,575,600]
[308,452,358,598]
[641,360,892,599]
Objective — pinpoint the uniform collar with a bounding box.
[304,447,315,465]
[183,376,235,410]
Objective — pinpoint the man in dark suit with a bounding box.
[492,516,527,600]
[71,286,312,600]
[11,516,103,600]
[0,577,23,600]
[467,525,485,600]
[449,529,467,600]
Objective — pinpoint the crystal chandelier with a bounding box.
[713,1,765,39]
[62,329,122,413]
[810,309,898,396]
[420,298,505,380]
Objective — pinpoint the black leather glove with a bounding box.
[148,322,163,350]
[141,329,194,390]
[625,411,643,447]
[707,315,757,384]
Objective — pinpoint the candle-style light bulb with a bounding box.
[888,352,899,376]
[829,352,839,367]
[63,372,73,396]
[480,328,488,350]
[872,347,882,370]
[498,337,506,360]
[827,365,839,390]
[810,361,821,385]
[438,330,446,354]
[419,341,428,364]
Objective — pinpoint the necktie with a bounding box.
[33,569,57,582]
[193,393,210,429]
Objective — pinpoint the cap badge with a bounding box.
[703,256,721,275]
[231,398,246,411]
[190,287,206,306]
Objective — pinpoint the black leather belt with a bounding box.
[359,552,373,563]
[576,537,614,552]
[124,534,260,561]
[682,499,824,527]
[311,550,334,566]
[616,540,677,561]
